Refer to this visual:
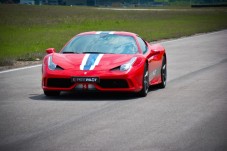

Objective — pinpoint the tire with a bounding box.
[44,90,60,96]
[158,55,167,89]
[138,63,149,97]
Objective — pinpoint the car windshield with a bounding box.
[61,34,138,54]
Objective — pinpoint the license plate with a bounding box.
[72,77,99,83]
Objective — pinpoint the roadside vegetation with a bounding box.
[0,4,227,66]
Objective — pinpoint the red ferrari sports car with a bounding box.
[42,31,167,97]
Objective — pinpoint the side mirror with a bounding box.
[147,49,160,59]
[147,43,163,58]
[46,48,56,54]
[150,49,160,56]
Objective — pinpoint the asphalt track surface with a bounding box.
[0,30,227,151]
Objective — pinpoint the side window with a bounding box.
[137,37,147,54]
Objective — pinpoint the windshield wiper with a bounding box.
[62,51,77,54]
[82,51,115,54]
[82,51,101,54]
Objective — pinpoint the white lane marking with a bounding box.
[90,54,104,70]
[0,64,42,74]
[160,29,227,44]
[80,54,90,70]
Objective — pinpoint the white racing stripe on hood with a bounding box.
[80,54,104,70]
[80,54,90,70]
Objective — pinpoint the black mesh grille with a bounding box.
[99,79,129,88]
[47,78,73,88]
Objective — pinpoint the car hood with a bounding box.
[51,53,137,70]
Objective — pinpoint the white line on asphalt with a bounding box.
[0,64,42,74]
[160,29,227,44]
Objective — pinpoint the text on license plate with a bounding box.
[72,77,99,83]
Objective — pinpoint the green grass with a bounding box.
[0,4,227,65]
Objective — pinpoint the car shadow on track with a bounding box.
[29,85,161,101]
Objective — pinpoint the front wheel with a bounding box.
[44,90,60,96]
[138,64,149,97]
[158,55,167,88]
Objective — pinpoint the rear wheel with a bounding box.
[138,64,149,97]
[158,55,167,88]
[44,90,60,96]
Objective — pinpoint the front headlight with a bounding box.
[120,57,137,71]
[48,56,57,70]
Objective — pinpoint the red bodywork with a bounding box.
[42,31,166,93]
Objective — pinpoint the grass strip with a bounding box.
[0,5,227,65]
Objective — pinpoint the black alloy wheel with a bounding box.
[139,63,149,97]
[158,55,167,88]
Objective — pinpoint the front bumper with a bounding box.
[42,66,144,92]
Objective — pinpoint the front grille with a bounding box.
[47,78,73,88]
[99,79,129,88]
